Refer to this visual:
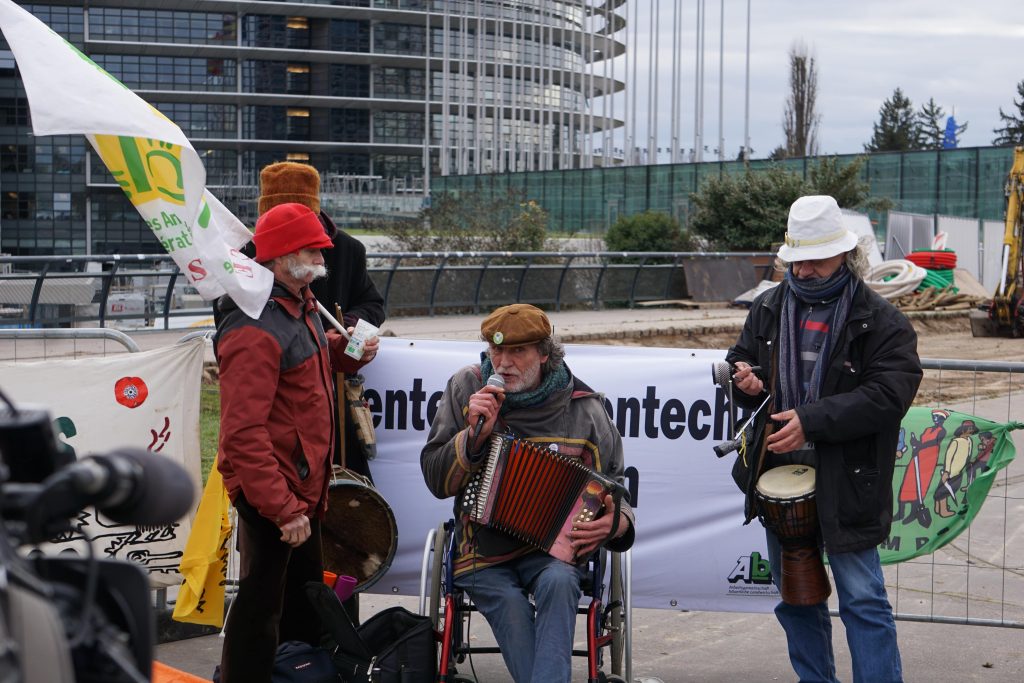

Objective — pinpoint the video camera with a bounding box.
[0,386,195,683]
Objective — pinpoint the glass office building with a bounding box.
[0,1,627,256]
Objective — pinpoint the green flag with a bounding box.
[879,408,1021,564]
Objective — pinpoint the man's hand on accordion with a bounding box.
[568,493,628,560]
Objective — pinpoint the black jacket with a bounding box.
[726,279,922,554]
[311,212,386,328]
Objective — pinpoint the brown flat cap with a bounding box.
[481,304,552,347]
[258,162,320,216]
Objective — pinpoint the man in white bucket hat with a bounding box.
[726,195,923,682]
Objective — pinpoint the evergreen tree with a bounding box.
[689,158,890,251]
[917,98,968,150]
[782,42,820,158]
[992,79,1024,146]
[865,88,920,152]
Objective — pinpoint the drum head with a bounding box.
[322,468,397,593]
[756,464,816,500]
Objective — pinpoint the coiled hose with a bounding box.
[865,260,928,299]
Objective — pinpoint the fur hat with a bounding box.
[776,195,858,262]
[258,162,321,216]
[481,304,553,347]
[253,203,333,262]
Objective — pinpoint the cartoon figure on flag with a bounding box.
[894,408,948,528]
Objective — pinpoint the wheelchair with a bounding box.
[418,519,632,683]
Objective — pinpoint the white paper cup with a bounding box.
[344,318,379,360]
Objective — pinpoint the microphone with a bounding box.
[471,374,506,440]
[711,360,736,440]
[21,448,196,544]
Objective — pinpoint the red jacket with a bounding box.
[215,284,366,526]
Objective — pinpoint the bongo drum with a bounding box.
[755,464,832,606]
[322,466,397,593]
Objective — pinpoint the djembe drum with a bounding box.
[754,464,832,606]
[321,466,397,592]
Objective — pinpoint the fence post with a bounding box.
[162,267,180,331]
[627,256,649,308]
[382,256,403,305]
[428,255,451,316]
[27,262,51,328]
[98,260,123,329]
[472,255,495,314]
[514,254,535,303]
[554,254,578,312]
[592,254,612,310]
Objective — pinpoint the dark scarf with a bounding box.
[480,354,570,411]
[777,264,857,411]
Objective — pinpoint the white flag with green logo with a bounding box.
[0,0,273,319]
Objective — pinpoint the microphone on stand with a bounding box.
[471,374,506,440]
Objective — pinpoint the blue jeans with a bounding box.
[766,530,903,683]
[454,552,585,683]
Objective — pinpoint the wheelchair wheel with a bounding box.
[427,521,447,629]
[599,674,627,683]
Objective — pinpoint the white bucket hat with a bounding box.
[776,195,859,262]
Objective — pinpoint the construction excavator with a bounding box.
[970,146,1024,337]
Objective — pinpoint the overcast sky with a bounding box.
[613,0,1024,160]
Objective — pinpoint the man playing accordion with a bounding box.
[421,303,635,683]
[727,195,922,683]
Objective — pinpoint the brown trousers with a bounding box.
[218,495,323,683]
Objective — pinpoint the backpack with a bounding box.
[212,640,339,683]
[304,582,436,683]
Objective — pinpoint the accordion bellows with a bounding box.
[461,434,621,562]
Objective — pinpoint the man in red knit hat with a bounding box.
[214,203,380,683]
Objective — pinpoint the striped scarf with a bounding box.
[777,264,857,412]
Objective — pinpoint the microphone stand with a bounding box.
[713,394,771,458]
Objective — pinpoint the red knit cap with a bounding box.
[253,203,333,262]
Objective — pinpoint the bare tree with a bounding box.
[782,42,820,158]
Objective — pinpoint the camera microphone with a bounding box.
[471,374,506,440]
[21,448,196,544]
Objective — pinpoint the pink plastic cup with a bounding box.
[334,574,358,602]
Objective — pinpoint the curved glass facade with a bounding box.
[0,0,627,255]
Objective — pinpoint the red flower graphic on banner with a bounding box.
[114,376,148,409]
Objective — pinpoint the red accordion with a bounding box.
[461,433,623,562]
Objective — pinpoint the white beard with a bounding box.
[501,363,542,393]
[288,262,328,282]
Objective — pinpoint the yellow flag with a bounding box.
[172,459,232,627]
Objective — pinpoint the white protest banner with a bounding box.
[362,338,779,613]
[0,339,205,588]
[0,1,272,318]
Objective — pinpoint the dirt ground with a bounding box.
[603,313,1024,406]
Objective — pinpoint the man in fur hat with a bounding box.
[256,161,386,481]
[215,203,379,683]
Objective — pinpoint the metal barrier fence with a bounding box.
[0,251,773,328]
[888,358,1024,629]
[0,330,1020,632]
